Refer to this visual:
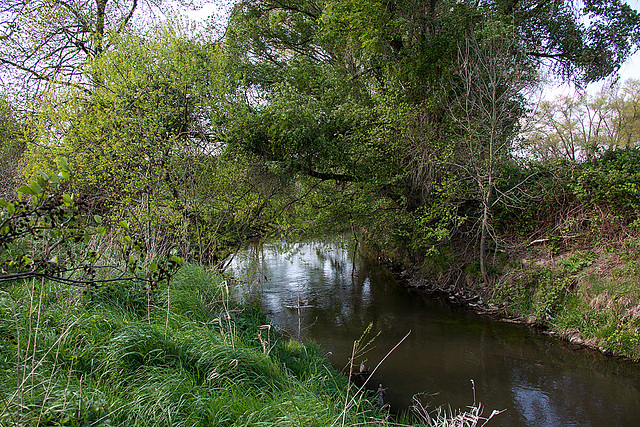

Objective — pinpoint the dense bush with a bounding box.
[572,148,640,212]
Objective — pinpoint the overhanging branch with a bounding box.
[0,58,92,93]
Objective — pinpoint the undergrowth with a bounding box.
[492,244,640,360]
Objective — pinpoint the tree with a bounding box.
[525,79,640,162]
[0,97,26,199]
[449,21,538,284]
[607,79,640,147]
[506,0,640,84]
[221,0,640,267]
[26,23,221,201]
[21,21,283,265]
[224,0,640,183]
[0,0,167,94]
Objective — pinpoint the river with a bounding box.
[227,238,640,426]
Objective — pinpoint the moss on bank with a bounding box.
[0,264,391,426]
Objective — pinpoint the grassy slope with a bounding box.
[0,264,391,426]
[487,151,640,360]
[490,240,640,361]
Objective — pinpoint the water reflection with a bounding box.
[228,239,640,426]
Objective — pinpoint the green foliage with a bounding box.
[494,149,640,250]
[514,0,640,84]
[0,158,85,283]
[532,271,572,323]
[27,25,230,210]
[22,22,275,266]
[558,250,599,273]
[493,270,537,314]
[163,151,278,265]
[493,268,571,323]
[572,148,640,212]
[0,159,183,290]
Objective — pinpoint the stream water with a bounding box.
[227,238,640,426]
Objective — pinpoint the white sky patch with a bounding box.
[184,1,232,23]
[185,2,219,20]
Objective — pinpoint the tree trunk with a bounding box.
[479,182,491,286]
[95,0,107,55]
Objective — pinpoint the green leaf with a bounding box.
[18,185,36,195]
[62,194,73,205]
[119,221,130,230]
[149,263,158,272]
[30,181,42,195]
[57,157,70,171]
[170,256,184,265]
[88,250,100,262]
[0,200,14,214]
[49,256,59,264]
[94,215,103,224]
[123,235,132,244]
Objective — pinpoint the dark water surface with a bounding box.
[228,239,640,426]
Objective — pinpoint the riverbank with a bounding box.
[0,264,396,426]
[395,237,640,362]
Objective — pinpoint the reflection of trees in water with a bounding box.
[509,358,639,426]
[228,238,379,335]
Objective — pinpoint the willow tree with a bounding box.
[525,79,640,162]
